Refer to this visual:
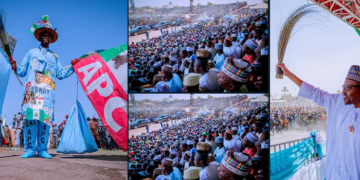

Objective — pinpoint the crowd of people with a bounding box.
[129,10,268,93]
[0,114,120,150]
[271,105,327,131]
[128,102,269,180]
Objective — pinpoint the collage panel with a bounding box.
[128,0,269,93]
[128,93,269,180]
[0,1,128,179]
[270,0,360,179]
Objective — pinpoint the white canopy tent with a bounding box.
[250,3,268,9]
[250,96,268,102]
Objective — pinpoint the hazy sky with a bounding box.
[270,0,360,98]
[133,94,265,101]
[130,0,264,8]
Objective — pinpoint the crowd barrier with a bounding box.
[270,132,326,179]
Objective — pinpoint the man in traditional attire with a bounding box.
[10,16,79,158]
[194,142,220,180]
[277,63,360,179]
[194,49,221,92]
[159,65,182,92]
[213,43,225,70]
[223,129,241,152]
[213,137,226,164]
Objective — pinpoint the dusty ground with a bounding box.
[0,148,127,180]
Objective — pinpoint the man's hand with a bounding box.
[10,59,17,71]
[71,58,81,66]
[276,63,290,77]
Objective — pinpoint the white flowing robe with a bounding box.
[298,82,360,179]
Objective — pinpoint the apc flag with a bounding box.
[73,44,128,151]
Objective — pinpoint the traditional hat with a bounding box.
[187,47,193,52]
[154,82,170,92]
[224,36,233,42]
[183,73,200,86]
[245,133,259,144]
[244,39,258,51]
[231,34,237,38]
[196,142,209,151]
[33,15,58,43]
[215,43,223,50]
[187,140,193,145]
[346,65,360,83]
[196,49,209,58]
[225,129,233,135]
[183,166,201,179]
[170,150,177,155]
[201,39,207,43]
[154,61,162,67]
[221,57,252,82]
[215,136,223,143]
[153,74,162,81]
[184,57,191,63]
[154,168,162,175]
[222,151,253,176]
[170,57,177,62]
[231,126,238,131]
[161,158,173,166]
[162,65,173,73]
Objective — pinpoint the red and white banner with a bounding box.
[74,54,128,151]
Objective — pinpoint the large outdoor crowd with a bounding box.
[128,103,269,180]
[271,105,327,131]
[0,114,120,150]
[129,10,268,93]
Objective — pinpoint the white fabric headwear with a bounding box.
[245,39,258,50]
[245,133,259,144]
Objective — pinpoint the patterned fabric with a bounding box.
[221,58,252,82]
[346,65,360,83]
[222,150,253,176]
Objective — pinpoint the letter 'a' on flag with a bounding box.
[57,100,98,154]
[73,44,128,151]
[0,48,11,116]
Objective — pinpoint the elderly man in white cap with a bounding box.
[183,166,201,180]
[183,73,200,92]
[242,132,259,158]
[241,39,258,64]
[277,63,360,179]
[161,65,182,92]
[213,137,226,164]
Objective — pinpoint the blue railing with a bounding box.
[270,134,325,180]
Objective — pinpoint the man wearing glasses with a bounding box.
[276,64,360,179]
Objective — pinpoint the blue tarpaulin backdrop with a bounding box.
[57,100,98,154]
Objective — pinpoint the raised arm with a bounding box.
[55,58,78,80]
